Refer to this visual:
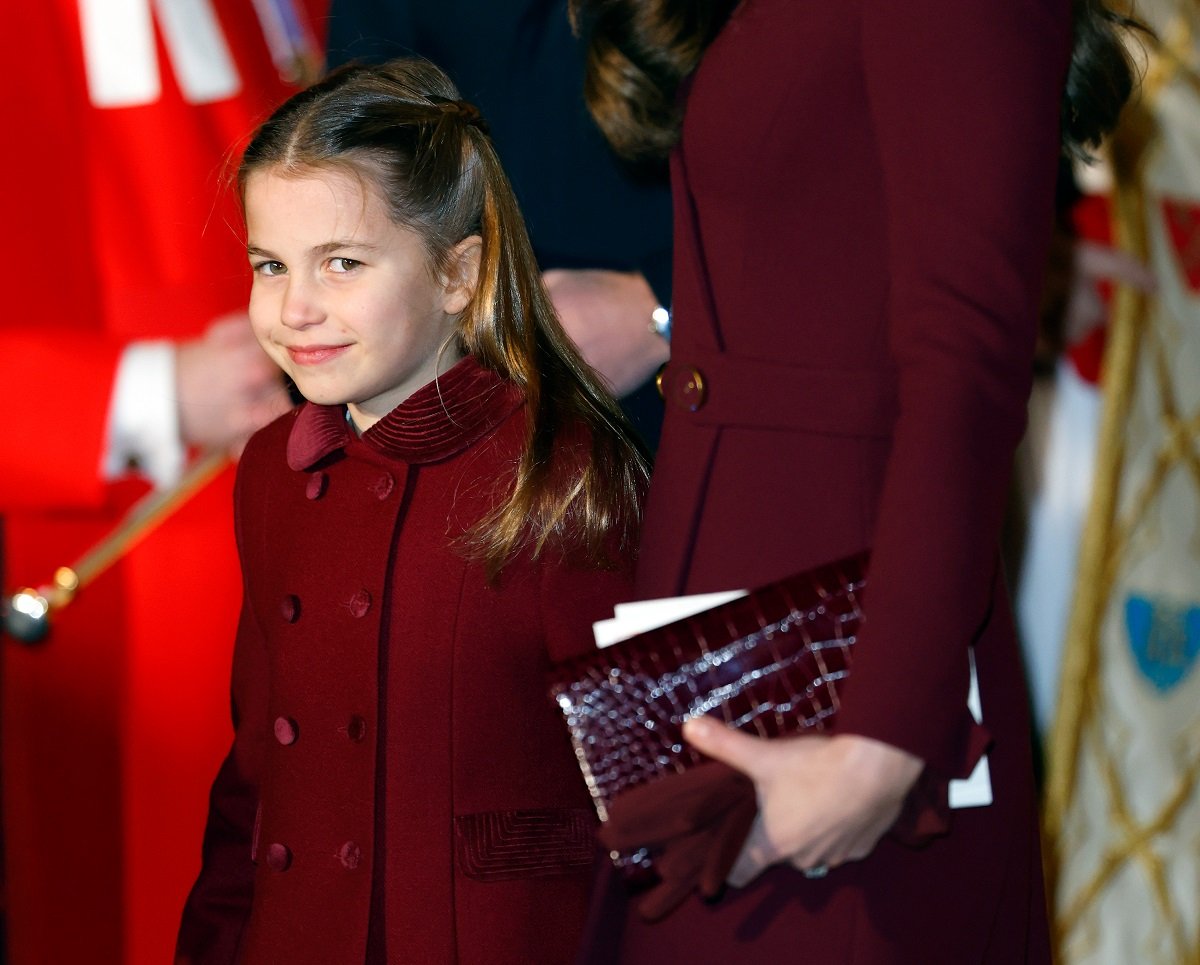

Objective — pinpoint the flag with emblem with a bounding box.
[1045,6,1200,963]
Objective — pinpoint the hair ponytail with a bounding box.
[457,123,651,575]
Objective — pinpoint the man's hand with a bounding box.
[543,268,670,396]
[176,314,291,456]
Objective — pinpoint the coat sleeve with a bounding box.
[833,0,1070,777]
[175,463,269,963]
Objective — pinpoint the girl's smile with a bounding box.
[284,344,353,366]
[243,168,478,431]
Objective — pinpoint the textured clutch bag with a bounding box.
[548,552,868,866]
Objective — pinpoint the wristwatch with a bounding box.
[650,305,672,343]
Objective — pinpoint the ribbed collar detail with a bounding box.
[286,357,523,470]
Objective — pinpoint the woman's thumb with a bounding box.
[682,716,762,779]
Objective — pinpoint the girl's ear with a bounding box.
[441,235,483,315]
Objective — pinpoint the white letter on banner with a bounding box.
[78,0,241,108]
[78,0,160,107]
[152,0,241,103]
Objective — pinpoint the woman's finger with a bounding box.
[682,716,770,781]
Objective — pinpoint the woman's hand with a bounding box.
[682,717,924,886]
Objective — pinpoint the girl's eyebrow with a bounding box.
[311,240,381,255]
[245,241,381,259]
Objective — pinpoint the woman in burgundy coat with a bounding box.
[571,0,1138,961]
[174,60,648,964]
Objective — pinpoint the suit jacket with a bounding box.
[592,0,1069,961]
[177,359,634,964]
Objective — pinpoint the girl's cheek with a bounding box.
[246,311,275,353]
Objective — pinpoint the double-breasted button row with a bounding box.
[303,470,395,501]
[265,841,362,873]
[274,715,368,745]
[279,590,374,622]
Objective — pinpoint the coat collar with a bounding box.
[286,357,524,470]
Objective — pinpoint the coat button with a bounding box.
[659,363,707,412]
[306,472,328,500]
[372,473,395,500]
[266,843,292,872]
[347,590,371,618]
[280,595,301,623]
[338,841,362,870]
[274,716,298,745]
[346,715,367,742]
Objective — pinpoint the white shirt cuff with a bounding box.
[103,341,185,488]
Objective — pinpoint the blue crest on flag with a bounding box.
[1124,596,1200,694]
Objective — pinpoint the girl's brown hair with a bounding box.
[239,58,650,576]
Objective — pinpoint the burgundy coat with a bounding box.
[588,0,1069,961]
[177,359,632,964]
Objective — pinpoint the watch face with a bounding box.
[652,305,672,340]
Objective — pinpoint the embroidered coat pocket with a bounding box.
[454,808,595,881]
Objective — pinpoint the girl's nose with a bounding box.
[280,278,323,329]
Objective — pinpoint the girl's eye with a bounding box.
[253,261,286,277]
[328,257,361,274]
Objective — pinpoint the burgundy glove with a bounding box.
[889,717,992,847]
[888,765,952,846]
[598,762,757,922]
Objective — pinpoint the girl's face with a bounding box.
[243,168,478,431]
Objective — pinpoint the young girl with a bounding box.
[175,59,648,964]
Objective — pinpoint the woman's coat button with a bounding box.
[658,363,707,412]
